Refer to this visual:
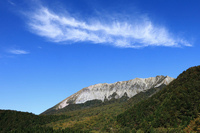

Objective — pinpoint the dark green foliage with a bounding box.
[125,84,166,108]
[0,110,73,132]
[117,65,200,131]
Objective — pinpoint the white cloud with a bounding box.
[8,49,29,55]
[26,7,191,48]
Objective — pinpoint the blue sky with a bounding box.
[0,0,199,114]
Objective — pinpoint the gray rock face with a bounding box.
[57,75,174,109]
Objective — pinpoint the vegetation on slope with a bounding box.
[46,102,125,132]
[184,115,200,133]
[42,85,166,132]
[117,65,200,132]
[0,110,88,132]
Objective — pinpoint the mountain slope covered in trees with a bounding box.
[0,110,90,132]
[117,65,200,132]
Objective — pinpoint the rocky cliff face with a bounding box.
[56,75,174,110]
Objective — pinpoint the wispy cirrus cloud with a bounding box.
[26,6,191,48]
[7,0,16,6]
[8,49,29,55]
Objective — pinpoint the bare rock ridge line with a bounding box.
[57,75,174,110]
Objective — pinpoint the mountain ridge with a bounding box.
[43,75,174,114]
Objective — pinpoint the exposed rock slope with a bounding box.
[56,75,174,110]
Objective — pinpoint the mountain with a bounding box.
[42,75,174,115]
[117,65,200,132]
[2,66,200,132]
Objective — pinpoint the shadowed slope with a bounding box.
[117,66,200,131]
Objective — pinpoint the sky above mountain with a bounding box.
[0,0,200,114]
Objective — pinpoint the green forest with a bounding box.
[1,66,200,132]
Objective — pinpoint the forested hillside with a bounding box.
[117,65,200,132]
[0,110,88,132]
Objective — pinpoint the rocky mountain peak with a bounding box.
[56,75,174,110]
